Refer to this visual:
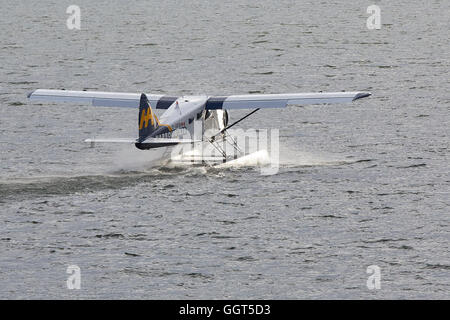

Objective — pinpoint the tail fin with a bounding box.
[138,93,159,141]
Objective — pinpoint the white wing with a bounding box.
[27,89,178,109]
[205,92,371,110]
[28,89,371,110]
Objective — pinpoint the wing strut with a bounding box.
[208,108,260,163]
[210,108,260,142]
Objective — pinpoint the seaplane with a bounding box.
[27,89,371,165]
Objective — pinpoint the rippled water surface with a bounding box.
[0,0,449,299]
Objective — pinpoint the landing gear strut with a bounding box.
[208,108,260,163]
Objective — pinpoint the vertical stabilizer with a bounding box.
[138,93,159,142]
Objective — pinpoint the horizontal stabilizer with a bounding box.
[84,138,200,144]
[84,138,137,143]
[141,138,201,144]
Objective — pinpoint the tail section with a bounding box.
[138,93,159,141]
[82,93,200,150]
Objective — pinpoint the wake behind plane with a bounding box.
[27,89,371,164]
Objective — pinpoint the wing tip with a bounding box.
[27,90,35,99]
[353,92,372,101]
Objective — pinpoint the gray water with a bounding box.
[0,0,449,299]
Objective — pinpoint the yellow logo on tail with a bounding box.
[139,106,154,129]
